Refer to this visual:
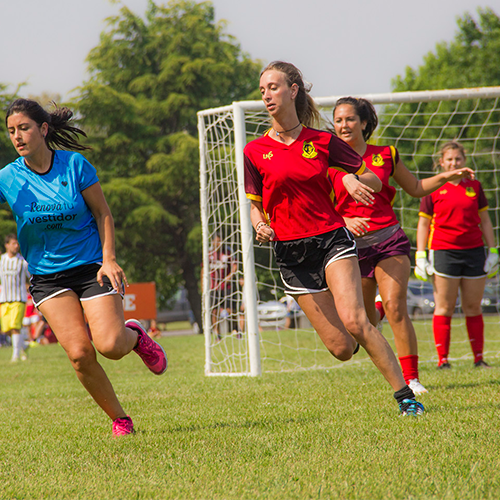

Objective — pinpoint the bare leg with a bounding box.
[39,292,135,421]
[82,294,137,359]
[297,291,357,361]
[298,256,406,391]
[460,277,486,317]
[326,257,407,391]
[361,277,378,325]
[374,256,418,357]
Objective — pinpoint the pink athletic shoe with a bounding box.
[127,319,168,375]
[112,415,134,436]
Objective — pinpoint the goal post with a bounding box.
[198,86,500,377]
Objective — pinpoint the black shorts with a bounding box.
[30,263,123,308]
[431,247,486,279]
[274,227,357,294]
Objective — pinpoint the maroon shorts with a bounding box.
[357,227,411,279]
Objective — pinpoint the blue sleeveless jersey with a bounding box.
[0,150,103,275]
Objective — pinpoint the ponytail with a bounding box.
[333,97,378,141]
[6,98,90,151]
[261,61,320,128]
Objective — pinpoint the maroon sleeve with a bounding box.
[477,182,489,210]
[328,134,364,174]
[244,152,263,201]
[419,194,434,217]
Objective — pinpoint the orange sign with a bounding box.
[123,282,157,321]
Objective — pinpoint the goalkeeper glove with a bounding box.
[484,247,499,278]
[415,251,432,281]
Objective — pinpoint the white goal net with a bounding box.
[198,87,500,376]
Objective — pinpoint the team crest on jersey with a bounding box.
[439,189,447,195]
[302,141,317,159]
[263,151,273,160]
[371,154,384,167]
[465,187,477,197]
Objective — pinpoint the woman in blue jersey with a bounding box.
[3,98,167,436]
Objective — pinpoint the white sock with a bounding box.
[11,333,21,360]
[21,327,29,348]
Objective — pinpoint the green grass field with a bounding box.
[1,321,499,500]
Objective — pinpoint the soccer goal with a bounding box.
[198,87,500,377]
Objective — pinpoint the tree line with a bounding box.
[0,3,499,329]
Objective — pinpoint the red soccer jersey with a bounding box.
[330,144,399,232]
[209,246,233,290]
[244,126,365,241]
[419,179,489,250]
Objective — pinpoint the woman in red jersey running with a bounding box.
[417,141,497,369]
[244,61,424,416]
[331,97,474,395]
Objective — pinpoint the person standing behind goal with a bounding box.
[0,234,30,362]
[416,141,498,369]
[244,61,424,416]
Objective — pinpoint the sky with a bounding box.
[0,0,496,102]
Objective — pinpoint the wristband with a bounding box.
[416,251,427,259]
[352,173,359,181]
[489,247,498,254]
[255,221,267,231]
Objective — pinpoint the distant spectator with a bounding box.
[205,233,237,339]
[280,295,301,329]
[147,319,162,339]
[23,291,46,346]
[0,234,30,362]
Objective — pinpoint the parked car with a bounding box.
[257,300,287,329]
[406,279,500,318]
[407,281,435,318]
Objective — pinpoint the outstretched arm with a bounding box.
[393,159,475,198]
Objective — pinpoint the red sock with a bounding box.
[399,354,419,383]
[466,315,484,363]
[433,315,451,365]
[375,299,385,321]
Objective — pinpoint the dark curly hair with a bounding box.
[333,96,378,141]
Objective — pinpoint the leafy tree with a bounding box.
[392,8,500,92]
[0,84,21,237]
[378,8,500,241]
[74,0,262,329]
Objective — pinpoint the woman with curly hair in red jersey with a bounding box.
[244,62,424,416]
[331,97,474,395]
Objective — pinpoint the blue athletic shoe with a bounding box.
[399,399,425,416]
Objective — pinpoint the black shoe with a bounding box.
[474,360,491,368]
[437,362,451,370]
